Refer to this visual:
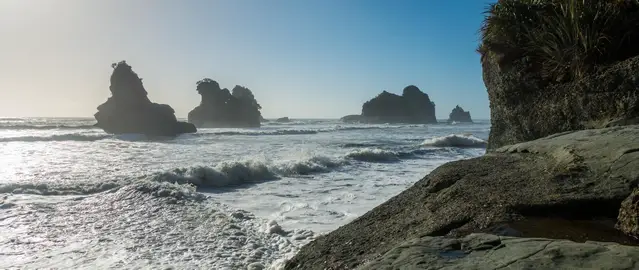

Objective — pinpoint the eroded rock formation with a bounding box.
[341,85,437,124]
[94,61,196,136]
[448,105,473,123]
[188,79,262,128]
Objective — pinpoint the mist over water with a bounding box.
[0,118,488,269]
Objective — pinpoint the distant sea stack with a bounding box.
[188,79,262,128]
[447,105,473,123]
[94,61,196,136]
[341,85,437,124]
[275,117,291,123]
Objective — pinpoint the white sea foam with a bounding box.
[0,118,491,268]
[0,133,111,142]
[0,181,313,269]
[421,134,487,148]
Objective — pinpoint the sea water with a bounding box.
[0,118,489,269]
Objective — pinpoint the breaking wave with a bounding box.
[421,134,487,148]
[196,126,397,137]
[209,130,319,136]
[151,156,346,188]
[0,124,97,130]
[346,148,401,163]
[0,133,112,143]
[0,155,347,196]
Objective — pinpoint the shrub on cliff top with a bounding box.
[479,0,639,83]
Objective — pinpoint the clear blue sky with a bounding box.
[0,0,494,119]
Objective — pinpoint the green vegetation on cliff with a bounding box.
[479,0,639,83]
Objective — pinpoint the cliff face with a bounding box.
[358,85,437,124]
[483,53,639,150]
[448,105,473,123]
[94,61,196,136]
[188,79,262,128]
[480,0,639,150]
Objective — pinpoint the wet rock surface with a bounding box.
[360,233,639,270]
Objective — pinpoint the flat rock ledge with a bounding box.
[359,233,639,270]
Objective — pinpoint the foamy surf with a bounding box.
[0,117,491,270]
[421,134,487,148]
[0,181,313,269]
[0,155,347,196]
[0,145,455,197]
[152,156,347,189]
[0,133,112,143]
[0,124,98,130]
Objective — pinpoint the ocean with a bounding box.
[0,117,489,269]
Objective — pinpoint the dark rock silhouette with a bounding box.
[447,105,473,123]
[342,85,437,124]
[275,117,291,123]
[188,79,262,128]
[94,61,196,136]
[340,114,364,123]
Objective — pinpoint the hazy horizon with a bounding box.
[0,0,492,119]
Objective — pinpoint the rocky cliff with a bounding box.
[358,85,436,124]
[480,0,639,150]
[94,61,196,136]
[447,105,472,123]
[188,79,262,128]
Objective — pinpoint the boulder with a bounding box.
[188,79,262,128]
[285,126,639,269]
[617,189,639,239]
[341,85,437,124]
[448,105,473,123]
[94,61,196,136]
[359,233,639,270]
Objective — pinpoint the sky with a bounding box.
[0,0,494,119]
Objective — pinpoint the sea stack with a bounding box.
[187,79,262,128]
[341,85,437,124]
[275,117,291,123]
[94,61,196,136]
[447,105,473,123]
